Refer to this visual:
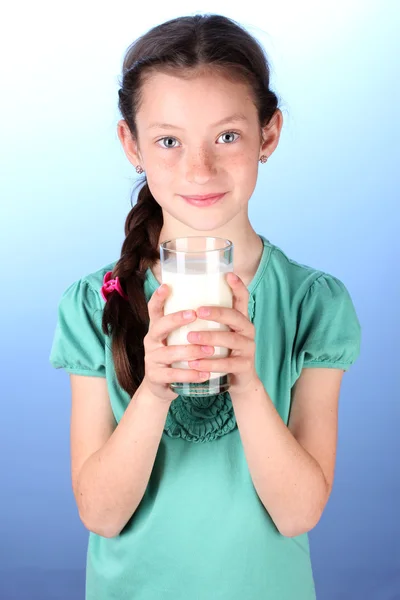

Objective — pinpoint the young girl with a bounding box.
[49,13,361,600]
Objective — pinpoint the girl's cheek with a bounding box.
[155,151,178,167]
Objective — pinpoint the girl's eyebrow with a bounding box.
[147,112,248,131]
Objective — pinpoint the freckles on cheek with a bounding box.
[229,148,256,168]
[230,155,257,179]
[157,154,177,174]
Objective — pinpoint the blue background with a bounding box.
[1,1,398,598]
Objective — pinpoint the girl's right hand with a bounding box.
[141,283,214,403]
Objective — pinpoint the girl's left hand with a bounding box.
[187,272,261,396]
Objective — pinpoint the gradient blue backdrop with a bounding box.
[1,1,398,599]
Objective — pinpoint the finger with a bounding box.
[148,285,198,343]
[147,283,170,322]
[150,309,197,344]
[195,304,255,336]
[151,343,214,366]
[148,366,210,383]
[187,356,251,373]
[187,330,254,351]
[225,272,250,320]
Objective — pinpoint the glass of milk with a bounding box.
[160,236,234,397]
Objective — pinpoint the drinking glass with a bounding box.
[160,236,234,396]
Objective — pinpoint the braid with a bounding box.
[102,183,163,396]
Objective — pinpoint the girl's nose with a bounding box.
[185,150,217,182]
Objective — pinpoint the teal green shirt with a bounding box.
[49,234,361,600]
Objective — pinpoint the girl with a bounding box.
[49,13,361,600]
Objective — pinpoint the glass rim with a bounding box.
[160,236,233,254]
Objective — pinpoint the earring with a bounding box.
[136,165,144,174]
[259,155,268,163]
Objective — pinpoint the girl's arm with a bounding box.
[71,375,170,538]
[230,367,343,537]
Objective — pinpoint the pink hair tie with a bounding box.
[101,271,129,302]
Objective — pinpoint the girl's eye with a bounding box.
[217,131,240,144]
[157,137,179,149]
[156,131,240,149]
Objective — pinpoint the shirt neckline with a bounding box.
[145,233,271,297]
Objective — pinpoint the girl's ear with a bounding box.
[117,119,143,168]
[259,109,283,160]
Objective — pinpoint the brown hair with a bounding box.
[102,13,280,397]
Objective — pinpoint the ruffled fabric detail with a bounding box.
[164,391,237,443]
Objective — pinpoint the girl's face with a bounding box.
[118,71,281,233]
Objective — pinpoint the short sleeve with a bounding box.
[49,278,106,377]
[294,273,361,373]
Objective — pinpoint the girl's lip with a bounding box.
[181,193,226,207]
[181,193,226,200]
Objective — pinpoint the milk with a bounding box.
[162,264,233,380]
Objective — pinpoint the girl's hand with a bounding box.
[187,272,261,396]
[142,285,215,404]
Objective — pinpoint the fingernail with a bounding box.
[183,310,195,319]
[230,273,239,282]
[201,345,213,354]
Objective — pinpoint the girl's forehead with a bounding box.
[138,73,256,123]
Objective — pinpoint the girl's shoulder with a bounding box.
[264,237,349,299]
[267,239,323,281]
[79,260,118,297]
[49,260,118,377]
